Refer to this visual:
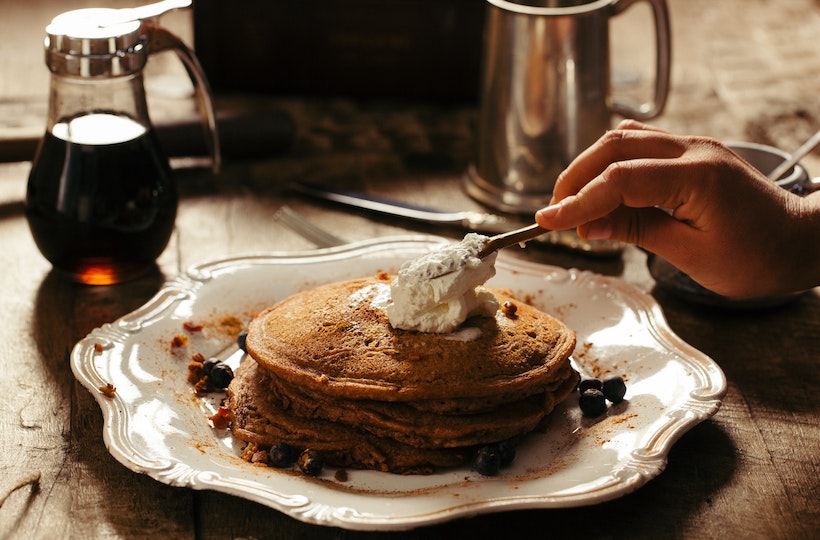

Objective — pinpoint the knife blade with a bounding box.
[289,182,623,256]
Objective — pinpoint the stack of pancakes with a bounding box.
[228,274,578,474]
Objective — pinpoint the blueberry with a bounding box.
[209,362,234,389]
[268,442,296,468]
[237,330,248,353]
[578,378,603,394]
[201,357,220,375]
[298,449,324,476]
[472,445,501,476]
[601,376,627,403]
[579,388,607,417]
[497,440,516,467]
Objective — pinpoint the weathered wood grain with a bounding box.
[1,0,818,538]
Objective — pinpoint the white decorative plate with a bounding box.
[71,236,726,531]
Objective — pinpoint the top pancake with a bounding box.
[245,275,576,402]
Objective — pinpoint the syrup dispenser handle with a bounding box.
[143,23,221,173]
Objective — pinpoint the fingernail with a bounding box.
[536,203,561,220]
[536,196,574,220]
[585,218,613,240]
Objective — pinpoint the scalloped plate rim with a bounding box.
[70,234,727,531]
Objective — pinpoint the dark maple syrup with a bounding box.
[26,113,177,285]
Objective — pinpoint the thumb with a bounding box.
[580,206,703,265]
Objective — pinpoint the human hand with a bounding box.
[535,120,820,298]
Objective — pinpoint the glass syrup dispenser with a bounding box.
[26,0,219,285]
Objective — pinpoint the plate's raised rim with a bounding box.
[70,234,727,531]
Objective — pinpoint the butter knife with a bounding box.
[289,182,623,256]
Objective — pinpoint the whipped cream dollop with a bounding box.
[385,233,499,333]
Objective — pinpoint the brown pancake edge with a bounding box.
[227,358,580,474]
[245,275,577,402]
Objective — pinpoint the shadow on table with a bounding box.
[653,286,820,417]
[23,231,744,540]
[0,199,23,221]
[190,419,735,539]
[432,420,736,539]
[29,268,196,536]
[31,266,169,408]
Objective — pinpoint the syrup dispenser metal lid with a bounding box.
[45,9,146,77]
[40,0,220,173]
[44,0,192,77]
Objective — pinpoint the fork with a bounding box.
[274,205,346,248]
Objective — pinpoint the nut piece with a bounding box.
[501,301,518,318]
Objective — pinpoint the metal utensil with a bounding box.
[100,0,191,27]
[289,181,512,232]
[289,182,623,257]
[477,224,547,258]
[468,0,671,213]
[274,205,345,247]
[769,128,820,185]
[423,223,547,280]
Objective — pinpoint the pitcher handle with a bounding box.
[609,0,671,121]
[144,24,221,174]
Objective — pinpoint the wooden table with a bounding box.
[1,0,818,538]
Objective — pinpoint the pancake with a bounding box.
[229,358,579,473]
[238,357,576,448]
[228,274,578,474]
[244,275,576,402]
[229,359,474,474]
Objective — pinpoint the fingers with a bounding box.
[536,157,693,231]
[539,192,687,249]
[535,122,819,298]
[550,123,688,203]
[535,122,741,259]
[613,118,669,134]
[578,205,695,256]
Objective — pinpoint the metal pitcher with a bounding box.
[466,0,671,214]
